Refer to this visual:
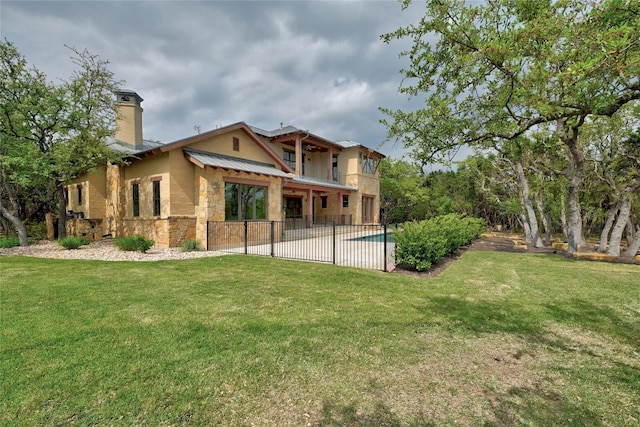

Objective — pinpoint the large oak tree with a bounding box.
[1,39,121,245]
[381,0,640,254]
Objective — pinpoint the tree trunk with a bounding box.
[516,162,543,247]
[625,218,635,246]
[0,201,28,246]
[56,184,67,239]
[598,204,618,253]
[534,192,552,246]
[607,183,640,256]
[623,225,640,258]
[560,192,568,240]
[519,213,532,242]
[558,119,586,254]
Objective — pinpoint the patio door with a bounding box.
[284,197,302,218]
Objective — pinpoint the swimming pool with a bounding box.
[349,233,395,243]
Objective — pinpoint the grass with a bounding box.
[1,252,638,426]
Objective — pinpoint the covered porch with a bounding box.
[282,175,356,229]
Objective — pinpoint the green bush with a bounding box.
[393,214,486,271]
[26,221,48,241]
[59,236,91,250]
[0,236,21,249]
[180,239,202,252]
[114,235,155,253]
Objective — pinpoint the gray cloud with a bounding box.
[2,0,425,158]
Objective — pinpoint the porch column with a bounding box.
[327,147,333,181]
[337,191,343,225]
[307,188,313,228]
[295,135,302,176]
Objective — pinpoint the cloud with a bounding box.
[2,0,425,158]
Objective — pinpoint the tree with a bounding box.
[0,39,121,245]
[582,101,640,255]
[379,158,429,224]
[381,0,640,254]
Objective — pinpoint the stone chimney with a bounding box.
[114,90,144,149]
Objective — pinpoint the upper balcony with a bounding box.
[283,157,343,184]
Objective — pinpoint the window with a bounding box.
[132,182,140,217]
[332,155,338,181]
[77,185,83,205]
[233,137,240,152]
[152,181,161,216]
[342,195,349,208]
[283,150,295,169]
[363,157,375,174]
[321,196,327,209]
[362,196,375,223]
[225,183,267,220]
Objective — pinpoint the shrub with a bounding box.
[394,214,486,271]
[180,239,202,252]
[59,236,91,250]
[26,221,48,241]
[114,235,154,253]
[0,236,20,249]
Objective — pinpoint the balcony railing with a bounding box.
[283,158,342,183]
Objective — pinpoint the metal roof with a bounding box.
[334,140,360,148]
[248,125,300,138]
[289,175,357,192]
[107,138,167,155]
[183,148,291,178]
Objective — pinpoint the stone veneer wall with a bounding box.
[121,216,196,248]
[207,221,284,251]
[66,218,105,241]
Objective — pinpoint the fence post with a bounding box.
[332,221,336,265]
[244,221,248,255]
[383,223,388,272]
[270,221,275,257]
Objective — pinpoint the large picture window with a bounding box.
[225,183,267,220]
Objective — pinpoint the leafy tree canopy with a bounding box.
[381,0,640,162]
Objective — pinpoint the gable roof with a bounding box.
[109,122,292,171]
[250,125,385,158]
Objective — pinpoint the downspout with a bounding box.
[296,130,310,177]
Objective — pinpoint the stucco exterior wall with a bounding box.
[64,168,107,219]
[189,129,277,165]
[124,153,170,218]
[87,168,107,219]
[169,150,195,216]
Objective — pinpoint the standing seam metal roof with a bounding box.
[183,148,291,178]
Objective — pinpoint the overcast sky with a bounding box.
[1,0,428,159]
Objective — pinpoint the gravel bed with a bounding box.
[0,239,227,262]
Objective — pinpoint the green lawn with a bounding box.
[1,252,639,426]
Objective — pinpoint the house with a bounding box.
[64,90,385,248]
